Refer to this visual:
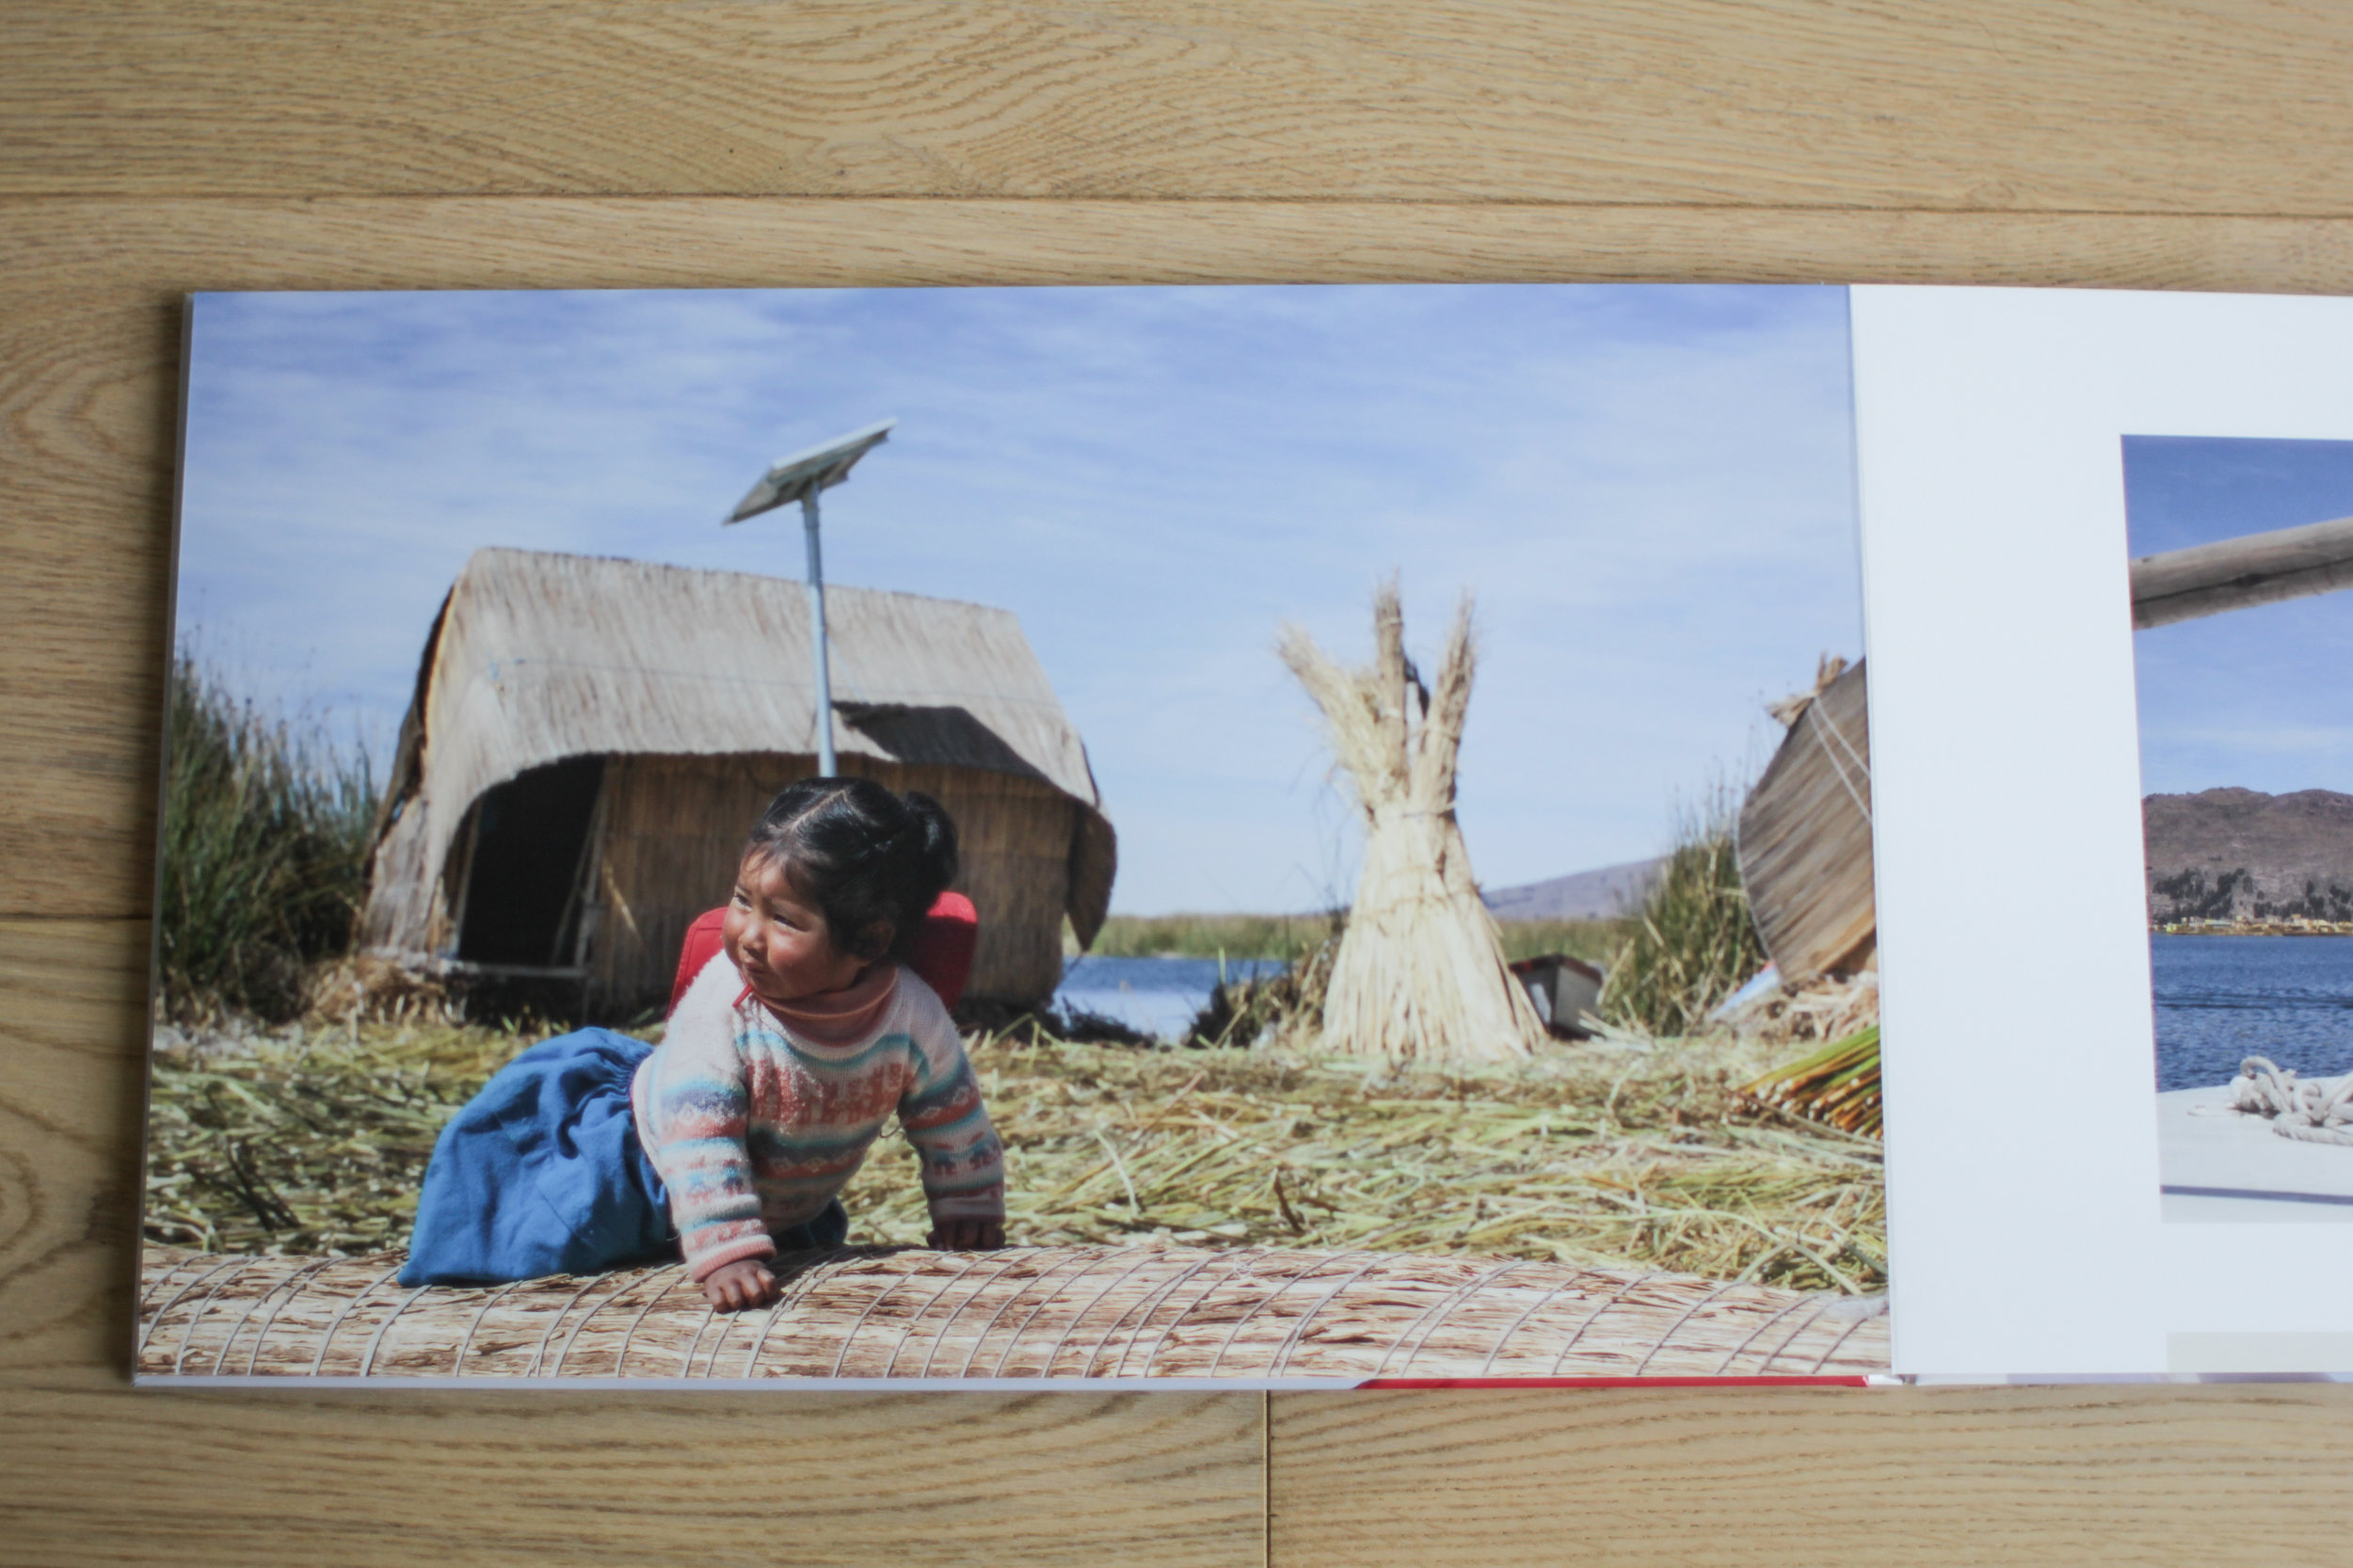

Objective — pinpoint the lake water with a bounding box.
[2151,935,2353,1091]
[1051,954,1289,1042]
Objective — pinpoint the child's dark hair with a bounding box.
[744,777,960,963]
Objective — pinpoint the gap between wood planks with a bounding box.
[9,193,2353,220]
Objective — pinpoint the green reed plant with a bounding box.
[1086,910,1625,968]
[1493,918,1632,967]
[158,653,379,1023]
[1086,912,1341,961]
[1740,1025,1882,1139]
[1600,790,1766,1037]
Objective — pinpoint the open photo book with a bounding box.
[136,282,2353,1386]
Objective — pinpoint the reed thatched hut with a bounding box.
[360,548,1114,1010]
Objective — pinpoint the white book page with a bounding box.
[1853,285,2353,1376]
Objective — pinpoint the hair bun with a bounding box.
[901,791,960,906]
[744,777,963,963]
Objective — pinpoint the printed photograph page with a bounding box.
[142,283,1889,1385]
[1856,284,2353,1377]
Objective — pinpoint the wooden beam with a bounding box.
[2130,513,2353,629]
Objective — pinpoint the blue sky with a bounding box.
[2125,437,2353,799]
[177,284,1862,915]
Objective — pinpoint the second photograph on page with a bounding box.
[140,282,1888,1384]
[2131,436,2353,1222]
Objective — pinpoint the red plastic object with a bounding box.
[668,891,980,1015]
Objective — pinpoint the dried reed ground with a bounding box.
[146,1018,1883,1295]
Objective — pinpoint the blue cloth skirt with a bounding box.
[401,1027,847,1287]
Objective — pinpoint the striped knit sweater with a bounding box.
[633,953,1006,1281]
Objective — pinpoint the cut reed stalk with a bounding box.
[146,1017,1886,1294]
[1739,1026,1883,1139]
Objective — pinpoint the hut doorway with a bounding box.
[453,756,606,969]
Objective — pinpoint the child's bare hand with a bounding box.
[927,1217,1005,1252]
[701,1258,780,1311]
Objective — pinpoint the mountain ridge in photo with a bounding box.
[2144,786,2353,921]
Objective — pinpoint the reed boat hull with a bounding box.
[1737,661,1876,987]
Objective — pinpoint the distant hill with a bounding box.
[1483,856,1666,921]
[2143,788,2353,921]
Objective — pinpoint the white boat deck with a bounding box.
[2158,1084,2353,1222]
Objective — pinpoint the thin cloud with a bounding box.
[179,284,1860,913]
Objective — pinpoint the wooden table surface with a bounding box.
[6,6,2353,1562]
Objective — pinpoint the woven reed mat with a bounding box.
[139,1244,1888,1380]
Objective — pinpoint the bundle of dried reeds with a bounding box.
[139,1242,1887,1382]
[1740,1026,1882,1139]
[1279,584,1545,1065]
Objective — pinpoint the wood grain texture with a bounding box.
[1270,1386,2353,1566]
[0,917,1268,1564]
[3,3,2351,212]
[8,197,2353,922]
[0,916,152,1381]
[0,1385,1263,1567]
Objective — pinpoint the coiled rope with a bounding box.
[2219,1056,2353,1146]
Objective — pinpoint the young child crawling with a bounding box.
[401,778,1008,1310]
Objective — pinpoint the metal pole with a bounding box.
[803,491,837,776]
